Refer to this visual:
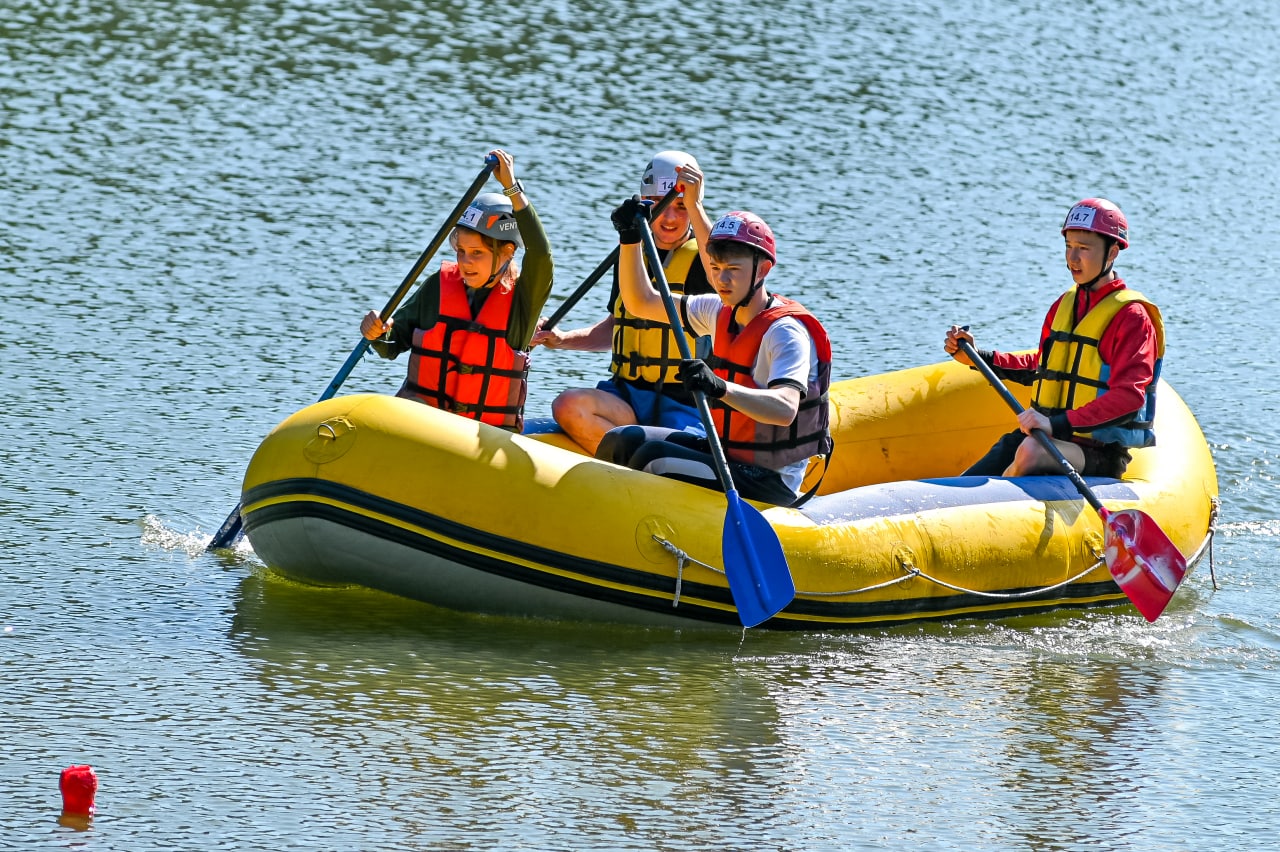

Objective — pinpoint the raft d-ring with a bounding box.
[636,515,681,565]
[1084,530,1106,563]
[892,543,919,576]
[304,416,356,464]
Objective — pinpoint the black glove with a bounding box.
[610,195,651,245]
[678,358,727,399]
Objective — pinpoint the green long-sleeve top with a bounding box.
[370,203,553,357]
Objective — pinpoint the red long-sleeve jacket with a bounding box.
[982,278,1159,442]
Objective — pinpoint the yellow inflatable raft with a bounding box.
[240,359,1218,628]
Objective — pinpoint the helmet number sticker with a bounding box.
[711,217,743,237]
[1065,205,1097,229]
[460,205,483,228]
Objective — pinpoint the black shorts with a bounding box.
[964,429,1131,478]
[1079,441,1132,478]
[597,424,798,506]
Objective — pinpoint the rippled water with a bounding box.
[3,0,1277,848]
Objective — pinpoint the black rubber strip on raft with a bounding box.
[242,477,1128,628]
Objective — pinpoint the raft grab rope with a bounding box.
[651,495,1220,606]
[650,533,1098,602]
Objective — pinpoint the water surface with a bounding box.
[2,0,1277,848]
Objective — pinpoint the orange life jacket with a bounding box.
[399,262,529,431]
[708,296,833,469]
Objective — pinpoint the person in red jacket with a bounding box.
[360,149,553,432]
[944,197,1164,478]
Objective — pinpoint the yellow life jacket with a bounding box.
[1032,287,1165,448]
[610,239,701,389]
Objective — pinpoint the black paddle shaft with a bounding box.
[206,158,497,551]
[375,159,498,324]
[956,338,1105,515]
[635,214,737,495]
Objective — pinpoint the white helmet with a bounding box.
[640,150,699,197]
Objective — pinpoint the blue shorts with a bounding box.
[597,379,705,435]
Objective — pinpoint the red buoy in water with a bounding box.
[59,765,97,815]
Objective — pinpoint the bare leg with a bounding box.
[1003,434,1087,476]
[551,387,638,455]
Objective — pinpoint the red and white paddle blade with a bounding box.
[1102,508,1189,622]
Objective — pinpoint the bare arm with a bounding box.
[720,383,801,427]
[678,320,809,427]
[616,240,677,324]
[530,314,615,351]
[675,163,713,278]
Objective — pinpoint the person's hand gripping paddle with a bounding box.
[956,337,1188,621]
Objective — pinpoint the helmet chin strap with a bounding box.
[1080,238,1116,289]
[478,256,514,289]
[737,255,762,308]
[730,254,766,330]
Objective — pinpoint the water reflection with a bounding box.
[229,572,791,841]
[725,615,1210,845]
[995,659,1165,849]
[56,812,94,832]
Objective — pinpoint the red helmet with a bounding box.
[1061,198,1129,249]
[709,210,776,262]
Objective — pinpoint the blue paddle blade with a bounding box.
[721,491,795,627]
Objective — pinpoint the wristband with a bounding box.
[502,180,524,197]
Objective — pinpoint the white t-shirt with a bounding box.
[683,294,818,493]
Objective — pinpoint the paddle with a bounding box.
[956,338,1189,621]
[205,156,498,551]
[634,210,795,627]
[539,184,682,332]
